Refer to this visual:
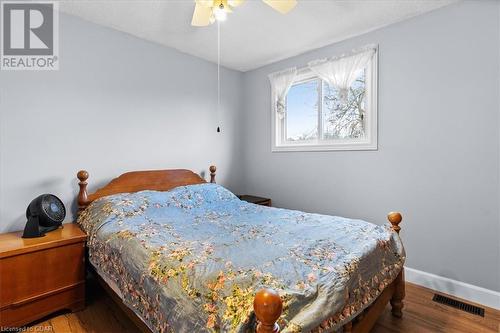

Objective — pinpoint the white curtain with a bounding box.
[308,47,375,103]
[268,67,297,119]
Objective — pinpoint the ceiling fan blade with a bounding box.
[196,0,214,7]
[191,3,213,26]
[262,0,297,14]
[228,0,245,7]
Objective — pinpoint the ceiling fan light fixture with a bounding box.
[213,4,227,21]
[191,0,296,27]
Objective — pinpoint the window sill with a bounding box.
[272,142,377,152]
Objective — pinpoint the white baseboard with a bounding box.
[405,266,500,310]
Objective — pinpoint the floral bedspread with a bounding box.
[78,183,405,333]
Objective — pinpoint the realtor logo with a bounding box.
[1,1,59,70]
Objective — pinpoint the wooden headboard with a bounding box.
[77,166,216,213]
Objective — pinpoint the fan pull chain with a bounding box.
[216,20,221,133]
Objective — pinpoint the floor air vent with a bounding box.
[432,294,485,317]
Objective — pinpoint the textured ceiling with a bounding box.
[60,0,457,72]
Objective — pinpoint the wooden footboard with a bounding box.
[253,212,405,333]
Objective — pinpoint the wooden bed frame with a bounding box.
[76,166,405,333]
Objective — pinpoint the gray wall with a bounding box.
[239,1,500,291]
[0,13,243,232]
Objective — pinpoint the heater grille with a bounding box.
[432,294,485,317]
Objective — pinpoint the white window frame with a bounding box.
[271,49,378,152]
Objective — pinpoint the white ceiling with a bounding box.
[60,0,457,72]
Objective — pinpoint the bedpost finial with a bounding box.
[77,170,89,182]
[209,165,216,183]
[77,170,90,213]
[388,211,402,233]
[254,288,282,333]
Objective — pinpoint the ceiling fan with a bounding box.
[191,0,297,26]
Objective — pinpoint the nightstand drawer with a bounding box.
[0,282,84,328]
[0,241,85,308]
[0,224,87,328]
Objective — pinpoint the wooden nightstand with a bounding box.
[238,195,272,207]
[0,223,86,328]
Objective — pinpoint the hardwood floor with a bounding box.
[26,281,499,333]
[371,284,499,333]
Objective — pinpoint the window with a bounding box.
[271,47,377,151]
[286,79,319,142]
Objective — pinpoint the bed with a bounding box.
[75,166,405,333]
